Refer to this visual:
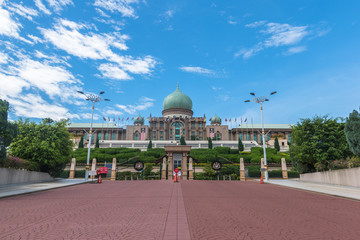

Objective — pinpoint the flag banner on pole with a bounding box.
[203,118,206,122]
[140,132,146,140]
[103,117,106,121]
[229,118,231,122]
[210,133,214,138]
[225,118,227,122]
[245,118,247,122]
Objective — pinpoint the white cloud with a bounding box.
[0,72,30,97]
[217,94,230,101]
[34,0,51,15]
[8,94,78,120]
[165,10,174,19]
[284,46,307,55]
[98,63,131,80]
[7,3,38,21]
[94,0,139,18]
[0,52,8,64]
[236,22,309,58]
[27,34,43,44]
[0,8,21,38]
[228,20,237,25]
[46,0,73,12]
[211,86,222,91]
[115,96,154,114]
[179,66,215,75]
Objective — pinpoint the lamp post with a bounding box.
[77,91,110,181]
[245,91,277,182]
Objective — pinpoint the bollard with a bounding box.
[125,176,127,181]
[223,175,225,181]
[137,175,139,181]
[229,175,231,181]
[217,174,219,181]
[131,175,133,181]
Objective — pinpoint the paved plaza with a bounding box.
[1,181,360,240]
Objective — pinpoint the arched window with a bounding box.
[134,131,139,140]
[171,122,184,140]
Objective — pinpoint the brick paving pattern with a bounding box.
[1,181,360,239]
[181,181,360,240]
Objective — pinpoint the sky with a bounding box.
[1,0,360,127]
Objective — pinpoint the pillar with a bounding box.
[181,153,188,180]
[261,158,265,179]
[281,157,288,179]
[111,158,116,181]
[162,157,167,180]
[168,153,173,181]
[69,158,76,179]
[91,158,96,180]
[240,158,245,181]
[188,157,194,180]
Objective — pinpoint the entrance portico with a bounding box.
[164,145,192,180]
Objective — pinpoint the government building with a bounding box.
[68,85,292,151]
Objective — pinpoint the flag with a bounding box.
[126,117,129,120]
[118,117,120,121]
[141,132,146,140]
[244,118,247,122]
[225,118,227,122]
[103,117,106,121]
[137,117,139,120]
[146,117,149,121]
[203,118,206,122]
[229,118,231,122]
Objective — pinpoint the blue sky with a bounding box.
[1,0,359,127]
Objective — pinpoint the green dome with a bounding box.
[163,85,193,110]
[134,114,144,124]
[210,114,222,124]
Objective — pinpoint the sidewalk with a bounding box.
[0,178,89,199]
[268,179,360,201]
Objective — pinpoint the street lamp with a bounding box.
[245,91,277,182]
[77,90,110,181]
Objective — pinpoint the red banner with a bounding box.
[99,167,108,174]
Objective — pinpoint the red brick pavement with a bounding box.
[1,181,360,240]
[181,181,360,240]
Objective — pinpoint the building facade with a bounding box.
[68,85,292,150]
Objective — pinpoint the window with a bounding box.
[191,131,195,136]
[199,131,202,136]
[135,132,139,140]
[239,134,243,140]
[288,133,291,143]
[171,122,184,140]
[191,123,195,128]
[246,133,250,140]
[253,133,257,142]
[170,136,173,140]
[170,129,173,135]
[199,137,203,140]
[182,129,185,135]
[199,123,202,128]
[105,132,109,140]
[160,122,164,127]
[282,142,285,146]
[153,131,156,135]
[153,135,156,140]
[152,122,156,127]
[98,133,102,140]
[112,132,116,140]
[160,136,164,140]
[160,131,164,135]
[267,134,271,141]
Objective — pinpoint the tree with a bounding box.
[208,137,213,149]
[274,135,280,152]
[78,136,84,148]
[290,116,351,173]
[180,136,186,145]
[345,110,360,156]
[147,140,152,149]
[95,138,99,148]
[0,99,17,163]
[238,137,244,151]
[10,119,73,176]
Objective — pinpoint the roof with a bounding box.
[236,124,294,129]
[68,123,120,129]
[163,85,193,110]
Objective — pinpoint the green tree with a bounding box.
[0,99,17,162]
[78,136,84,148]
[290,116,351,173]
[345,110,360,156]
[208,137,213,149]
[238,137,244,151]
[95,138,99,148]
[180,136,186,145]
[274,135,280,152]
[147,140,152,149]
[203,161,216,177]
[10,119,73,176]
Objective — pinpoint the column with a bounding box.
[240,158,245,181]
[281,158,288,179]
[111,158,116,181]
[181,152,188,180]
[168,153,173,181]
[188,157,194,180]
[91,158,97,180]
[69,158,76,179]
[162,157,167,180]
[261,158,265,179]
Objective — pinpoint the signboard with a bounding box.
[134,161,144,171]
[89,170,97,176]
[174,168,179,173]
[212,161,222,171]
[99,167,108,174]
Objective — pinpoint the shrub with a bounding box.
[214,147,231,154]
[288,171,300,178]
[246,165,261,177]
[268,170,282,178]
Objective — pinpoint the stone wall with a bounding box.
[0,168,54,185]
[300,167,360,187]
